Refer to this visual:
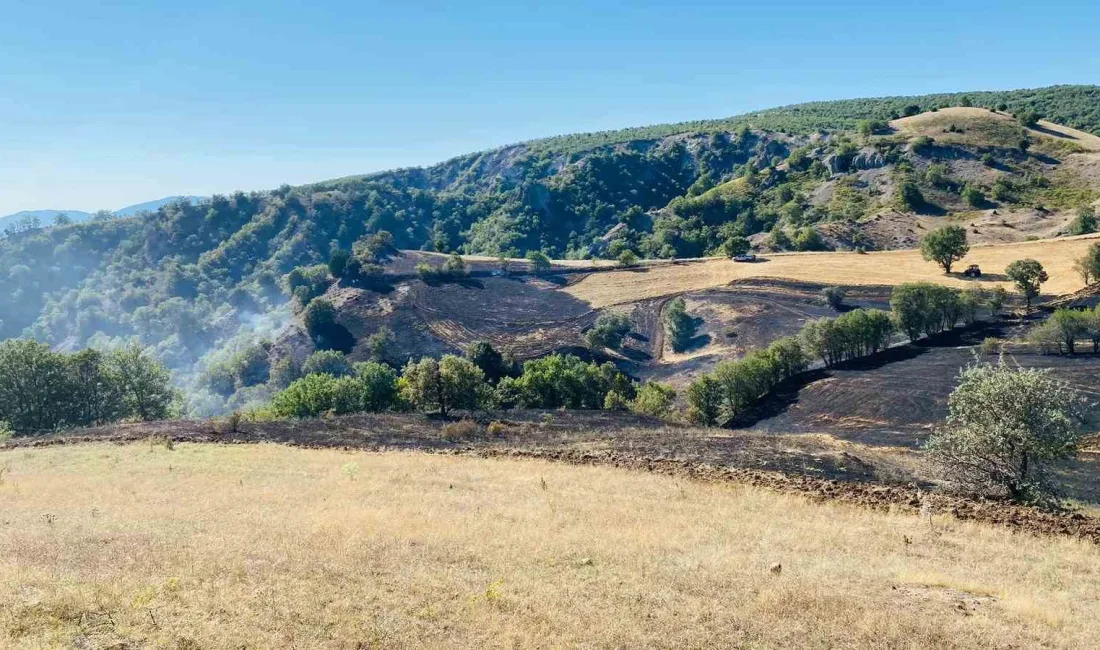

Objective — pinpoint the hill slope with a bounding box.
[1,86,1099,414]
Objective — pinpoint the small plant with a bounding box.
[148,434,174,451]
[341,462,360,480]
[441,419,482,440]
[0,421,12,443]
[486,421,507,436]
[980,337,1001,355]
[821,286,846,310]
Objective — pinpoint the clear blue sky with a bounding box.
[1,0,1097,215]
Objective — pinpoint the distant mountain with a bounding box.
[113,196,206,217]
[0,196,206,231]
[0,209,94,231]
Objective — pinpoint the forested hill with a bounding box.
[1,84,1098,414]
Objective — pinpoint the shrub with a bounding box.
[686,375,722,426]
[1073,242,1100,286]
[910,135,934,154]
[925,360,1082,503]
[271,374,371,418]
[801,309,893,366]
[987,286,1009,316]
[961,185,985,208]
[1068,207,1097,236]
[585,312,632,350]
[486,421,507,436]
[302,299,355,352]
[440,419,482,440]
[525,250,552,273]
[980,337,1001,355]
[891,282,962,340]
[509,354,632,409]
[821,286,846,310]
[302,350,354,377]
[631,382,677,418]
[464,341,512,383]
[895,180,924,211]
[617,250,639,267]
[352,361,399,411]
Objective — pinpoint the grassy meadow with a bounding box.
[0,442,1098,648]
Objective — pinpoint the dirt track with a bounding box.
[6,410,1100,545]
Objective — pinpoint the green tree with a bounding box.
[400,355,487,416]
[617,250,639,267]
[686,375,722,426]
[0,339,71,432]
[107,342,176,422]
[525,250,552,273]
[464,341,510,383]
[328,249,350,278]
[988,286,1009,315]
[961,184,985,208]
[1005,259,1048,310]
[1067,207,1096,236]
[585,312,633,350]
[271,373,369,417]
[925,360,1082,502]
[352,361,399,412]
[663,297,698,352]
[920,225,970,274]
[821,286,846,310]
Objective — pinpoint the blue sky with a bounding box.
[1,0,1098,215]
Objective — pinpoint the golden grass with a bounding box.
[889,107,1100,152]
[564,234,1100,308]
[2,443,1100,649]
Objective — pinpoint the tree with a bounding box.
[353,230,397,263]
[465,341,510,383]
[442,252,468,277]
[920,225,969,274]
[365,327,396,364]
[1073,242,1100,285]
[902,104,921,117]
[1017,110,1041,128]
[271,373,370,417]
[525,250,551,274]
[895,180,924,212]
[302,349,354,377]
[400,355,487,416]
[1005,259,1048,310]
[0,339,72,432]
[328,249,350,278]
[961,184,985,208]
[107,342,176,422]
[53,213,73,227]
[988,286,1008,316]
[585,313,632,350]
[686,375,722,426]
[925,360,1082,502]
[302,298,355,352]
[663,298,698,352]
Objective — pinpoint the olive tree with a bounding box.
[925,360,1082,502]
[919,225,969,274]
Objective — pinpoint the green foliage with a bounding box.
[631,382,677,418]
[1074,242,1100,285]
[1068,207,1097,236]
[585,312,632,350]
[352,361,400,412]
[525,250,552,273]
[1005,259,1049,309]
[399,355,487,416]
[961,184,986,208]
[988,286,1009,315]
[821,286,846,310]
[287,265,333,306]
[920,225,970,273]
[617,250,639,267]
[663,298,698,352]
[302,299,355,352]
[202,341,272,396]
[925,360,1082,502]
[505,353,632,410]
[0,339,177,434]
[890,282,964,340]
[270,373,372,417]
[895,180,925,211]
[800,309,894,367]
[352,230,397,263]
[302,349,354,377]
[464,340,512,383]
[686,374,723,426]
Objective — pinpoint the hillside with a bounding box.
[0,196,206,233]
[1,86,1099,414]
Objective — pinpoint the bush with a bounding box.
[586,312,632,350]
[440,419,482,440]
[631,382,677,418]
[961,185,985,208]
[690,335,808,425]
[525,250,552,273]
[508,354,632,409]
[980,337,1002,355]
[270,374,371,418]
[352,361,399,411]
[1069,207,1098,237]
[302,299,355,352]
[895,180,924,211]
[925,360,1082,502]
[821,286,846,310]
[302,350,354,377]
[617,250,639,267]
[686,375,722,426]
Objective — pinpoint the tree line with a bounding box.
[0,340,176,435]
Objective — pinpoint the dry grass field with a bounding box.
[890,107,1100,152]
[2,443,1099,649]
[564,234,1100,308]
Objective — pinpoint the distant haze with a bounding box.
[0,196,206,231]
